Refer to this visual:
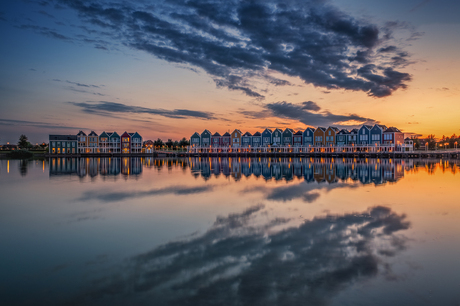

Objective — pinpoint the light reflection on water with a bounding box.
[0,158,459,306]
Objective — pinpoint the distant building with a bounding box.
[49,135,78,154]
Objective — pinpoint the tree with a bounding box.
[165,139,174,149]
[173,140,179,150]
[153,138,164,149]
[427,134,436,150]
[412,138,420,149]
[18,134,31,149]
[179,137,189,149]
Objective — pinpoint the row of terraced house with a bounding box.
[49,131,144,154]
[190,125,412,150]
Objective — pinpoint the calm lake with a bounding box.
[1,157,459,306]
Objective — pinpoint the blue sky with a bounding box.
[1,0,459,143]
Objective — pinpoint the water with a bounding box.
[1,157,459,306]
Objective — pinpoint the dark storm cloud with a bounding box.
[69,204,410,305]
[38,0,413,98]
[69,101,216,120]
[243,101,377,126]
[78,185,215,202]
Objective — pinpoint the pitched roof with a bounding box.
[349,129,359,133]
[222,132,231,137]
[212,132,221,137]
[99,131,109,138]
[374,124,388,130]
[316,127,326,131]
[253,132,261,136]
[338,129,350,134]
[361,125,373,129]
[88,131,98,136]
[263,128,273,133]
[384,127,401,133]
[77,130,86,136]
[243,132,252,136]
[294,130,303,135]
[284,128,294,133]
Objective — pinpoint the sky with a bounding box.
[0,0,459,144]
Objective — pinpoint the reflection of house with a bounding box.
[49,157,78,175]
[49,135,77,154]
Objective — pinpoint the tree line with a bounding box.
[153,137,190,150]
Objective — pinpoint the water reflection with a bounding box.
[72,205,410,306]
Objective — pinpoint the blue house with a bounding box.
[303,127,314,147]
[252,132,262,147]
[211,132,221,147]
[336,129,349,146]
[190,132,201,147]
[200,129,212,147]
[370,124,388,145]
[282,128,294,146]
[358,125,373,145]
[241,132,252,147]
[272,128,283,146]
[262,129,272,147]
[348,129,358,145]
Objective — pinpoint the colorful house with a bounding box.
[358,125,372,145]
[252,132,262,147]
[383,127,404,146]
[121,132,131,153]
[241,132,252,147]
[130,132,142,153]
[88,131,99,153]
[211,132,221,147]
[231,129,242,147]
[108,132,120,153]
[303,127,314,147]
[314,127,326,146]
[222,132,231,147]
[200,129,212,147]
[348,129,358,145]
[77,131,87,153]
[325,127,339,146]
[282,128,294,146]
[336,129,349,146]
[99,131,110,153]
[190,132,201,147]
[143,140,154,153]
[370,124,388,145]
[262,129,272,146]
[293,131,303,146]
[272,128,283,146]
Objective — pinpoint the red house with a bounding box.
[383,127,404,148]
[121,131,131,153]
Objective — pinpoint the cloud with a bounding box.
[78,185,215,202]
[0,118,83,130]
[69,101,217,120]
[240,101,377,127]
[17,24,70,40]
[32,0,414,98]
[67,205,410,305]
[52,79,102,88]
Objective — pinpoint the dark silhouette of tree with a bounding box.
[165,139,174,149]
[427,134,436,150]
[153,138,164,149]
[18,134,30,149]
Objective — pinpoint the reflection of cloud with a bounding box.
[78,185,215,202]
[242,181,358,203]
[71,205,410,305]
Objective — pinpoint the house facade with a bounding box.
[130,132,142,153]
[370,124,388,145]
[303,128,314,147]
[108,132,120,153]
[383,127,404,146]
[49,135,78,154]
[282,128,294,146]
[314,127,326,146]
[358,125,372,145]
[262,129,272,146]
[242,132,252,147]
[190,132,201,147]
[121,132,131,154]
[211,132,221,147]
[348,129,358,145]
[99,132,110,153]
[336,129,349,146]
[200,130,212,147]
[88,131,99,153]
[272,128,283,146]
[293,131,303,147]
[231,129,242,147]
[325,127,339,146]
[222,132,231,147]
[77,131,87,153]
[252,132,262,147]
